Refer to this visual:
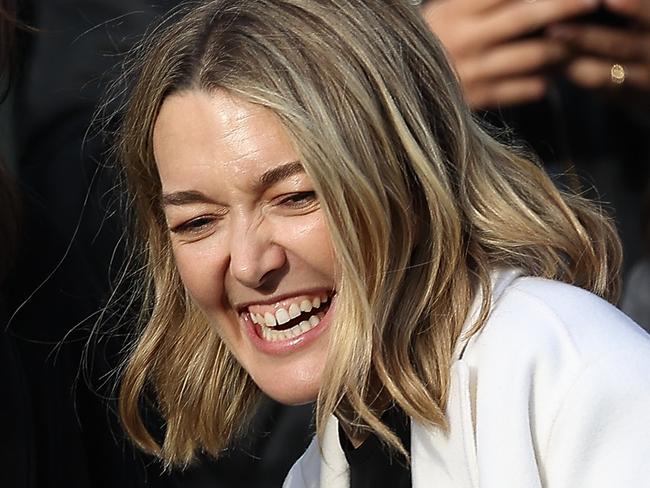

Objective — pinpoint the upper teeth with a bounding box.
[249,294,329,328]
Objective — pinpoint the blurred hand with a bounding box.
[548,0,650,105]
[422,0,600,109]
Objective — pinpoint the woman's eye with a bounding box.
[278,191,317,208]
[169,216,217,235]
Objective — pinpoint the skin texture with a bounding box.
[423,0,650,109]
[153,89,337,405]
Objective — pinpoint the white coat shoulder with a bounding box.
[480,276,650,357]
[461,276,650,488]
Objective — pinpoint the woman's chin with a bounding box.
[257,375,321,406]
[252,364,323,406]
[267,390,318,406]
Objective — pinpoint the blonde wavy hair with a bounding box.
[115,0,621,467]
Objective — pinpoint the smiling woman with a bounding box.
[113,0,650,486]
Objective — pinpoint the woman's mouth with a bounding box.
[242,292,334,343]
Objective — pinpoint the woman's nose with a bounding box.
[229,221,287,289]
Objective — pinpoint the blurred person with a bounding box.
[422,0,650,278]
[421,0,650,110]
[9,4,172,484]
[0,1,34,487]
[8,1,312,486]
[111,1,650,487]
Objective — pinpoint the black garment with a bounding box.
[339,407,412,488]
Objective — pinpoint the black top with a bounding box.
[339,407,412,488]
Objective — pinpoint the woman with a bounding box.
[114,0,650,486]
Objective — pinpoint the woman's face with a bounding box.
[153,89,337,405]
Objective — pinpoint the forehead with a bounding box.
[152,89,299,188]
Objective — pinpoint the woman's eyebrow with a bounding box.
[257,160,304,189]
[161,190,215,207]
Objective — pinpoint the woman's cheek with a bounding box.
[173,241,228,313]
[278,213,336,273]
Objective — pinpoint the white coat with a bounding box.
[283,269,650,488]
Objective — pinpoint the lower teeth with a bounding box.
[260,314,321,342]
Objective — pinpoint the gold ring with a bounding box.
[611,63,626,85]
